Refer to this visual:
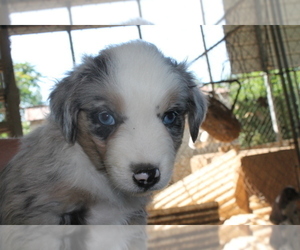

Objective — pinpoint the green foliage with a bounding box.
[0,132,9,138]
[14,62,43,108]
[21,121,31,135]
[227,71,293,148]
[0,63,43,137]
[229,72,266,103]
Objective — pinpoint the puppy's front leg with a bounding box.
[1,180,90,225]
[59,206,88,225]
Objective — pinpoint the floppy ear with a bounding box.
[48,54,111,144]
[49,76,80,144]
[187,85,207,142]
[173,62,207,142]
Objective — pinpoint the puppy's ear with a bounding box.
[49,54,110,144]
[49,77,79,144]
[174,62,207,142]
[187,85,207,142]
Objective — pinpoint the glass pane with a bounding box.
[10,31,73,102]
[140,0,202,24]
[10,8,70,25]
[71,26,140,63]
[71,1,140,25]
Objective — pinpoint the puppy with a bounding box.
[0,40,207,226]
[270,186,300,225]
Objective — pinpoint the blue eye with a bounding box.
[98,111,115,126]
[162,111,177,125]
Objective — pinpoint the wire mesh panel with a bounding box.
[222,0,300,24]
[222,26,300,147]
[153,25,300,224]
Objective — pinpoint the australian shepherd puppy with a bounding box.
[0,40,206,229]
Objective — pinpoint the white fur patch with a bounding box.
[102,41,184,194]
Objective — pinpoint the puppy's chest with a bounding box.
[52,185,143,225]
[84,202,146,225]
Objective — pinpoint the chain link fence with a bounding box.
[157,25,300,224]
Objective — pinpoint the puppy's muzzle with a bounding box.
[132,164,160,189]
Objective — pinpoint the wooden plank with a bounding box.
[252,207,271,216]
[8,25,111,36]
[149,202,218,217]
[151,216,219,225]
[151,151,238,207]
[177,182,234,208]
[150,153,240,209]
[219,200,246,219]
[148,211,219,225]
[153,150,239,207]
[148,202,219,225]
[214,188,236,206]
[150,146,293,222]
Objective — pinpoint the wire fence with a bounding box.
[169,25,300,224]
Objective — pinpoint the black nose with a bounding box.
[132,164,160,189]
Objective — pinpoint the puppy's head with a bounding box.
[50,40,207,195]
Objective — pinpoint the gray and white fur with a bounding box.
[0,40,207,227]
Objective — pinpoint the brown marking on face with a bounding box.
[76,87,125,171]
[156,87,189,151]
[77,111,106,170]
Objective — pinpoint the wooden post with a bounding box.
[0,25,23,137]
